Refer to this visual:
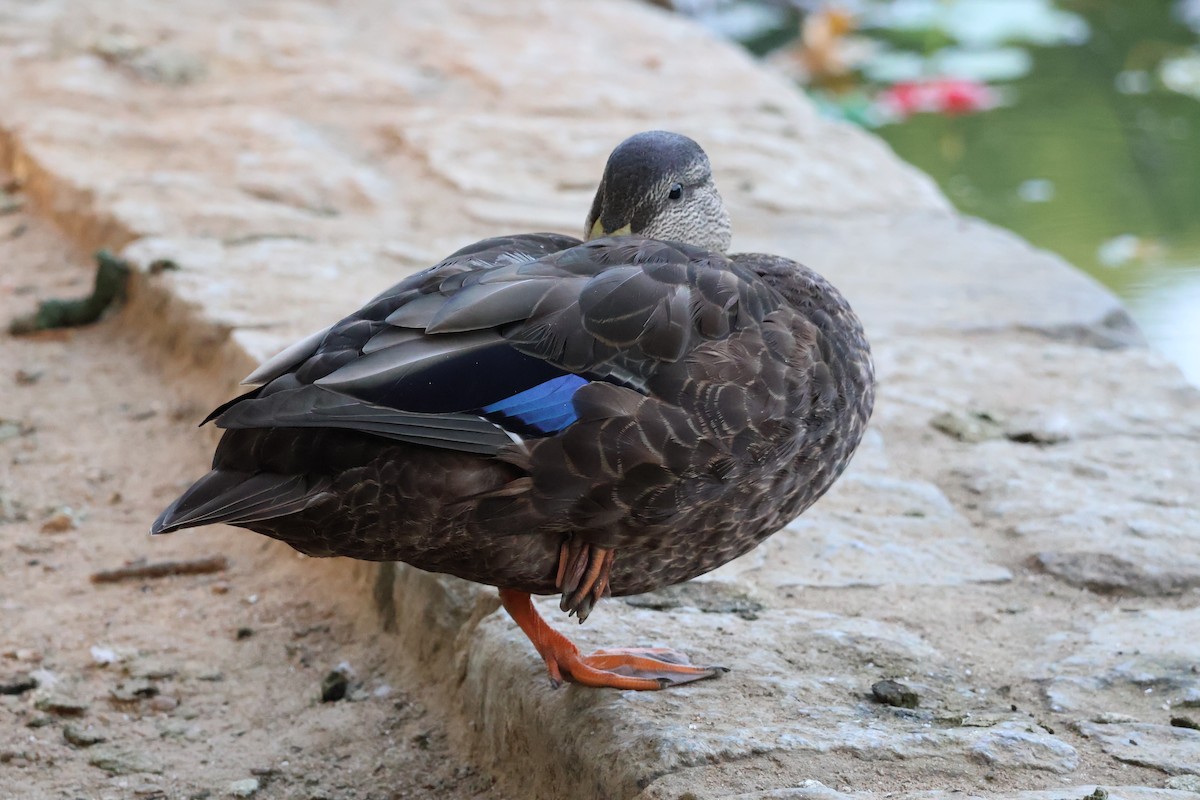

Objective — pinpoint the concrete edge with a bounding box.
[2,109,1179,799]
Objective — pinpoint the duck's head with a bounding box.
[585,131,732,253]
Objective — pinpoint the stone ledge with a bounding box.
[3,1,1199,798]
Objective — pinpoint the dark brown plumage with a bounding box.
[153,131,874,689]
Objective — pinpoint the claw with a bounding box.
[555,539,614,622]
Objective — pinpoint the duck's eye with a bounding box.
[668,183,683,201]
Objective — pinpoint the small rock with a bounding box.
[63,724,106,747]
[1170,715,1200,730]
[0,675,37,695]
[110,679,159,703]
[40,507,80,534]
[930,410,1005,443]
[228,778,260,797]
[872,679,919,709]
[90,645,119,666]
[34,692,88,716]
[90,32,143,61]
[1082,789,1108,800]
[131,659,178,681]
[14,368,43,386]
[1004,411,1072,445]
[88,748,163,775]
[1166,774,1200,792]
[147,694,179,713]
[235,627,254,640]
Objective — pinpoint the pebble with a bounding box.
[34,692,88,716]
[88,748,164,775]
[110,679,159,703]
[148,694,179,713]
[14,368,43,385]
[0,675,37,695]
[228,778,260,797]
[1004,411,1073,444]
[872,679,920,709]
[930,410,1005,443]
[90,645,119,665]
[63,723,106,747]
[40,507,79,534]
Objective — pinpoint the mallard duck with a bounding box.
[153,131,875,690]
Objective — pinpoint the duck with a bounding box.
[152,131,875,690]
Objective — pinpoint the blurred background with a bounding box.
[659,0,1200,385]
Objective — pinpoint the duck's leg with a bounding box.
[498,588,727,690]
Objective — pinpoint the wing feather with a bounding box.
[215,384,514,454]
[151,471,334,534]
[202,234,783,456]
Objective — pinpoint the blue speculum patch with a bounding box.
[480,374,588,435]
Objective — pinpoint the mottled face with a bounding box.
[585,131,733,253]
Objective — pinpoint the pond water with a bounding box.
[684,0,1200,384]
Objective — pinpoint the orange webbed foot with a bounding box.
[561,646,727,690]
[499,588,727,691]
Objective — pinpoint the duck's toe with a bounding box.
[564,647,728,689]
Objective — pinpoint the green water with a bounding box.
[874,0,1200,383]
[705,0,1200,383]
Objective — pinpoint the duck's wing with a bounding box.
[238,233,582,388]
[156,237,789,537]
[210,236,780,456]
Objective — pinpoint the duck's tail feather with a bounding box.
[151,470,334,535]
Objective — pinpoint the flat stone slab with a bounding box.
[722,783,1200,800]
[1038,608,1200,716]
[2,1,1199,799]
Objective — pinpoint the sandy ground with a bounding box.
[0,201,503,799]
